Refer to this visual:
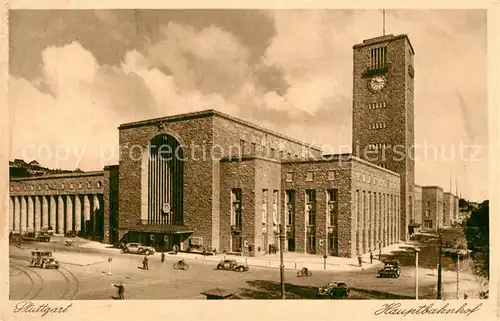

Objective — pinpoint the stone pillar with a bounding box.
[34,196,41,232]
[66,195,73,232]
[84,195,91,234]
[93,194,100,236]
[14,197,21,233]
[50,196,57,230]
[57,196,65,234]
[42,196,49,228]
[363,192,368,254]
[9,197,14,232]
[20,196,27,233]
[75,195,82,233]
[27,196,34,232]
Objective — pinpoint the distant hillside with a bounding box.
[9,159,83,178]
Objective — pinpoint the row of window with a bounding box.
[355,189,399,231]
[367,143,390,150]
[230,188,339,229]
[369,122,387,130]
[355,172,398,189]
[286,170,337,183]
[371,46,387,70]
[368,102,387,110]
[10,181,102,192]
[239,139,312,160]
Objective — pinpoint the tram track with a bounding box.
[10,256,80,300]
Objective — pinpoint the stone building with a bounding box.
[421,186,444,231]
[10,33,463,258]
[443,192,455,227]
[9,166,119,243]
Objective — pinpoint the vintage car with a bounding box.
[316,281,350,299]
[64,230,77,237]
[123,243,155,255]
[30,250,60,269]
[377,259,401,278]
[216,259,249,272]
[22,232,51,242]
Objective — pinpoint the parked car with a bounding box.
[316,281,350,299]
[64,230,77,237]
[30,250,60,269]
[377,259,401,278]
[123,243,155,255]
[22,232,50,242]
[216,259,249,272]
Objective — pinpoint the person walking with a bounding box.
[357,255,363,268]
[161,252,165,263]
[370,251,373,264]
[113,281,125,300]
[143,255,149,270]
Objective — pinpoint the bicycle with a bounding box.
[297,267,312,277]
[173,259,189,270]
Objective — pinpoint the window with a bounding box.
[280,151,284,159]
[70,183,74,189]
[251,143,256,155]
[286,172,293,182]
[426,201,430,207]
[371,46,387,70]
[262,146,267,158]
[61,184,64,189]
[287,152,291,159]
[45,184,49,190]
[97,181,102,188]
[306,171,314,182]
[328,170,336,181]
[305,189,316,226]
[262,189,268,225]
[425,209,431,217]
[424,220,432,228]
[231,188,242,227]
[272,190,278,225]
[285,190,295,226]
[88,181,91,188]
[270,148,275,159]
[327,189,338,227]
[240,140,245,156]
[78,182,82,189]
[368,101,387,110]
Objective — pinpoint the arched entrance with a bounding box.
[148,134,184,225]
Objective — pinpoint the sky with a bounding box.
[8,9,488,201]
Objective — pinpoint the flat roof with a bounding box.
[118,109,322,152]
[353,34,415,55]
[10,171,104,181]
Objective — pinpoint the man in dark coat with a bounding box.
[113,282,125,299]
[161,252,165,263]
[370,251,373,264]
[143,255,149,270]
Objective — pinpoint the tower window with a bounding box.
[306,171,314,182]
[286,172,293,182]
[371,46,387,70]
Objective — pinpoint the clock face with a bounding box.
[370,75,387,92]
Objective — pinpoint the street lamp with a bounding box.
[414,247,420,300]
[279,224,286,299]
[378,241,382,260]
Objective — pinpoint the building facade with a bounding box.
[352,34,415,242]
[10,33,465,258]
[8,167,118,243]
[421,186,444,231]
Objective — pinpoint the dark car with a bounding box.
[316,281,350,299]
[377,259,401,278]
[64,230,77,237]
[22,232,50,242]
[30,250,60,269]
[216,259,249,272]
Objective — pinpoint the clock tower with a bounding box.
[352,34,415,242]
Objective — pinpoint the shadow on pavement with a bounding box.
[233,280,421,300]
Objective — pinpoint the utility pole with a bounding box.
[415,248,420,300]
[437,230,442,299]
[279,224,285,299]
[456,252,460,299]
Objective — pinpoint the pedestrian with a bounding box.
[143,255,149,270]
[161,252,165,263]
[357,255,362,268]
[370,251,373,264]
[113,281,125,300]
[464,293,468,300]
[379,247,382,260]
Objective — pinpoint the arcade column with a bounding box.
[57,196,65,234]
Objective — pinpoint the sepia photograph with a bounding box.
[2,2,498,320]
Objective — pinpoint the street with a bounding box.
[9,227,485,300]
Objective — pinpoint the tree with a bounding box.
[463,200,489,279]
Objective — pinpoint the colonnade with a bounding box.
[9,194,102,235]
